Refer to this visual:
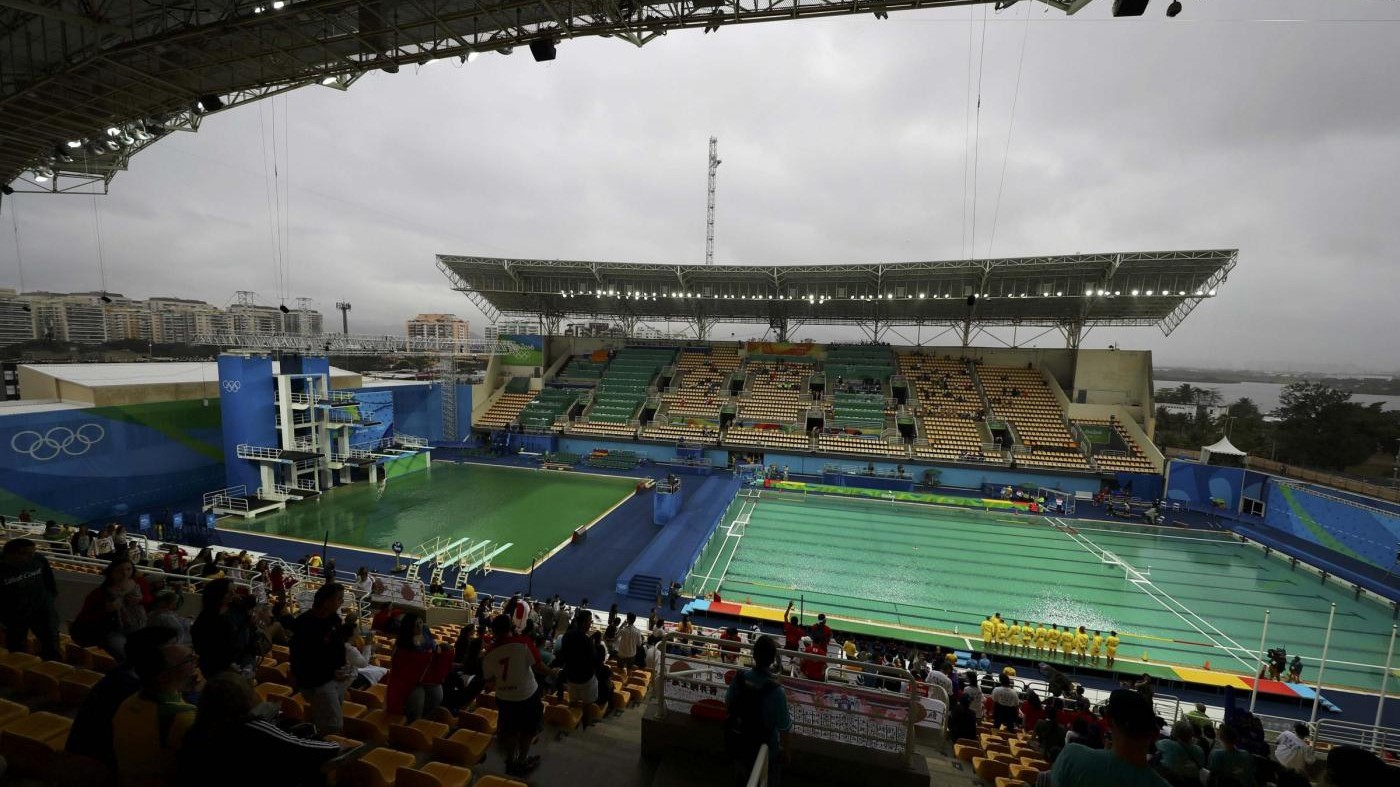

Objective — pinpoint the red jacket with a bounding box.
[386,646,456,715]
[800,645,827,681]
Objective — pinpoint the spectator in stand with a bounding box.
[1156,719,1206,784]
[1036,698,1068,762]
[1273,722,1320,778]
[483,611,556,776]
[290,582,349,735]
[450,623,485,709]
[370,602,404,636]
[191,578,252,678]
[780,613,804,670]
[926,660,954,700]
[178,671,343,787]
[1321,745,1389,787]
[1021,689,1045,733]
[71,527,95,557]
[1184,702,1214,736]
[342,623,386,688]
[1051,689,1168,787]
[616,612,645,669]
[798,636,827,682]
[0,538,60,659]
[962,670,986,721]
[354,566,373,596]
[809,613,832,648]
[112,624,199,787]
[946,693,978,745]
[559,608,599,711]
[991,673,1021,731]
[386,611,455,721]
[268,564,296,600]
[1208,725,1256,787]
[67,626,173,770]
[264,600,297,646]
[148,589,191,646]
[725,634,791,787]
[719,626,743,664]
[590,630,624,715]
[73,555,148,660]
[1135,672,1155,701]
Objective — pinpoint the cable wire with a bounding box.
[961,5,976,261]
[969,5,989,261]
[9,195,23,292]
[986,0,1033,258]
[91,190,107,295]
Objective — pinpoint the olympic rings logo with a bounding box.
[10,423,106,461]
[222,380,242,393]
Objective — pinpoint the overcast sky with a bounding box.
[3,0,1398,372]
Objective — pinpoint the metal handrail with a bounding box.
[1313,718,1400,755]
[657,631,920,765]
[746,744,770,787]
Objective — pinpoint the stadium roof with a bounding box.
[1,0,1091,194]
[437,250,1239,342]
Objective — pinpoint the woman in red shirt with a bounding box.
[386,612,455,721]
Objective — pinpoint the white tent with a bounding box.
[1200,435,1247,465]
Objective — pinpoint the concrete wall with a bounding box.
[1070,349,1154,430]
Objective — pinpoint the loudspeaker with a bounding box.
[1112,0,1149,16]
[529,39,557,62]
[966,294,977,307]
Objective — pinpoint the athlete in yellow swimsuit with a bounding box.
[1045,625,1059,657]
[980,615,996,649]
[1074,626,1090,663]
[995,616,1011,653]
[1059,626,1077,659]
[1106,630,1120,668]
[1090,630,1104,664]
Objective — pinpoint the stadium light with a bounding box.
[1056,291,1063,297]
[106,127,120,137]
[1209,288,1217,295]
[1145,289,1154,296]
[1131,290,1140,296]
[272,0,286,7]
[66,140,83,148]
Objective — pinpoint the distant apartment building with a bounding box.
[406,313,470,342]
[0,290,324,346]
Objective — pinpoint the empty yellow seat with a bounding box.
[0,711,72,774]
[0,652,41,687]
[22,660,73,701]
[388,718,449,753]
[255,682,293,702]
[475,776,529,787]
[544,702,582,736]
[459,708,497,735]
[58,668,103,706]
[349,683,387,710]
[973,756,1012,784]
[348,747,415,787]
[432,729,491,767]
[0,698,29,731]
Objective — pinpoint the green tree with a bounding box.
[1274,382,1388,470]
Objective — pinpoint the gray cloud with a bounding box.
[2,0,1397,371]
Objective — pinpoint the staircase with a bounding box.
[626,573,664,602]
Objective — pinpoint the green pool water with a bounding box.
[222,463,636,570]
[688,490,1396,692]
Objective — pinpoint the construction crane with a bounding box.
[705,137,720,266]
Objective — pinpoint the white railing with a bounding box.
[324,390,357,404]
[395,433,427,449]
[203,485,248,510]
[746,744,769,787]
[1314,718,1400,755]
[236,444,284,461]
[657,632,923,764]
[291,438,319,452]
[283,391,313,406]
[276,410,315,427]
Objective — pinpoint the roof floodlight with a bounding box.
[1178,290,1187,296]
[918,293,925,299]
[66,140,83,148]
[1208,288,1217,296]
[106,127,120,137]
[321,76,338,85]
[1056,291,1063,297]
[254,4,265,12]
[103,139,120,151]
[1131,290,1139,296]
[1113,291,1120,296]
[272,0,286,7]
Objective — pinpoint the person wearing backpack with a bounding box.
[725,635,792,786]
